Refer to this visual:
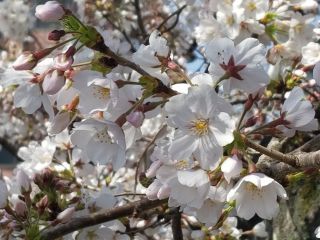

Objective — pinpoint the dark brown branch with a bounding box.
[157,5,187,33]
[40,198,167,240]
[91,40,177,97]
[171,208,183,240]
[134,0,147,38]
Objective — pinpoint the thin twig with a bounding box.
[134,0,147,38]
[157,5,187,34]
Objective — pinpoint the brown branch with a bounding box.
[40,198,167,240]
[171,208,183,240]
[244,136,320,169]
[91,40,177,98]
[134,0,147,38]
[157,5,187,34]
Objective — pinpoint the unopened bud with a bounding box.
[16,170,31,193]
[126,111,145,128]
[48,30,66,41]
[36,195,49,214]
[244,116,258,128]
[12,52,37,71]
[145,160,162,178]
[56,207,75,224]
[157,184,170,199]
[54,54,74,71]
[14,200,27,218]
[35,1,66,22]
[42,70,65,95]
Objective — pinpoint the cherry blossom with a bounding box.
[277,87,318,137]
[205,38,269,93]
[227,173,288,220]
[165,84,235,170]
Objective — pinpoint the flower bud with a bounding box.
[145,160,162,178]
[48,30,66,41]
[146,180,162,201]
[16,170,31,193]
[56,207,75,224]
[36,195,49,214]
[126,111,145,128]
[12,52,37,71]
[35,1,66,22]
[42,70,65,95]
[54,52,74,71]
[157,184,170,199]
[14,200,27,218]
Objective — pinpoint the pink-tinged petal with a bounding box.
[272,181,288,200]
[236,191,256,220]
[235,38,265,65]
[295,119,318,132]
[210,112,235,146]
[282,87,304,113]
[231,65,269,94]
[177,169,209,188]
[205,38,235,65]
[169,131,198,160]
[286,101,315,128]
[14,84,42,114]
[196,135,223,170]
[196,200,224,226]
[146,180,162,200]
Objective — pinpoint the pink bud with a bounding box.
[14,200,27,217]
[42,70,65,95]
[157,184,170,199]
[145,160,162,178]
[35,1,66,22]
[146,180,162,201]
[54,54,74,71]
[56,207,75,224]
[16,170,31,193]
[48,30,66,41]
[126,111,145,128]
[12,52,37,71]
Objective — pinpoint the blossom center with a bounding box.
[247,2,257,11]
[219,55,246,80]
[92,86,110,100]
[94,127,113,144]
[175,160,191,170]
[245,183,263,198]
[227,16,235,26]
[191,119,209,136]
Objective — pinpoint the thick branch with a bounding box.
[244,136,320,169]
[40,198,167,240]
[171,208,183,240]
